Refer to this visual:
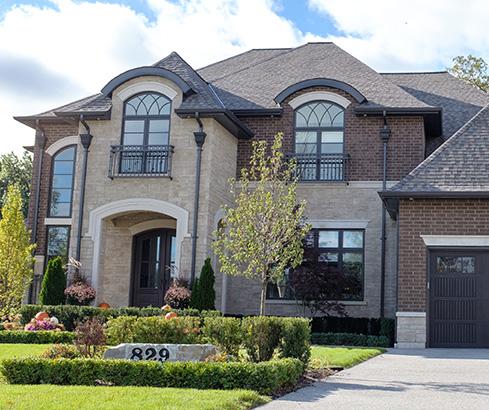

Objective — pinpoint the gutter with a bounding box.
[76,115,93,261]
[354,106,442,116]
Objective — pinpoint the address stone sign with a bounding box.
[103,343,217,362]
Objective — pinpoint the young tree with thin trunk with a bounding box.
[213,133,310,315]
[0,185,35,318]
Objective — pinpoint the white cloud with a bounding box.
[308,0,489,71]
[0,0,314,154]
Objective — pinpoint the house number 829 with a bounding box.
[130,347,170,361]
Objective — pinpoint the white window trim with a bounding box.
[44,217,72,226]
[309,220,369,229]
[116,81,178,101]
[45,136,79,156]
[128,219,177,236]
[288,91,351,110]
[421,235,489,247]
[396,311,426,318]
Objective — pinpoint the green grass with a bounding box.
[0,344,268,409]
[310,346,384,369]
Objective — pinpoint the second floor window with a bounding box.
[120,92,172,175]
[294,101,346,181]
[49,146,76,217]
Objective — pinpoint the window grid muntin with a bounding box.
[45,225,71,267]
[48,146,76,218]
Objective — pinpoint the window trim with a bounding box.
[47,145,77,218]
[44,225,71,270]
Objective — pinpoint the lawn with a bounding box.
[310,346,384,369]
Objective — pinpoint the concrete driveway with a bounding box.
[261,349,489,410]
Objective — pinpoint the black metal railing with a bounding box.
[287,153,349,181]
[109,145,174,178]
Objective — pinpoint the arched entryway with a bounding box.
[131,228,176,307]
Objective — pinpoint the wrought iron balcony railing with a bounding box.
[108,144,174,178]
[287,153,349,181]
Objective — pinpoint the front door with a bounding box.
[132,229,176,307]
[429,250,489,347]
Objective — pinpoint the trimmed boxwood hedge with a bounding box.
[0,357,303,394]
[0,330,75,344]
[310,332,390,347]
[20,304,221,331]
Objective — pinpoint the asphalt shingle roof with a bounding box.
[382,71,489,139]
[388,104,489,193]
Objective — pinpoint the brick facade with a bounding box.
[238,86,426,181]
[398,198,489,311]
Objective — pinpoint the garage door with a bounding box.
[429,250,489,347]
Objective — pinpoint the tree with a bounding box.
[39,256,66,305]
[191,258,215,310]
[0,185,35,318]
[213,133,310,315]
[0,151,33,218]
[449,55,489,92]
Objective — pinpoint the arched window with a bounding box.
[49,146,76,217]
[294,101,345,181]
[119,92,172,175]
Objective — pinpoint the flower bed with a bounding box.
[0,330,75,344]
[0,357,303,394]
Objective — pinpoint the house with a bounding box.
[16,42,489,348]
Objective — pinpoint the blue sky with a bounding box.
[1,0,489,153]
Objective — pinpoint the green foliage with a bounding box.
[310,332,391,347]
[279,317,311,364]
[0,151,32,218]
[105,316,201,345]
[0,357,303,394]
[191,258,216,310]
[213,133,310,315]
[202,317,243,356]
[41,344,81,359]
[449,55,489,92]
[379,318,396,345]
[20,304,221,331]
[241,316,282,362]
[0,330,75,344]
[0,185,36,318]
[39,256,66,305]
[74,318,107,358]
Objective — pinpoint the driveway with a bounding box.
[261,349,489,410]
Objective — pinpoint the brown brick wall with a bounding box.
[238,86,426,181]
[398,198,489,311]
[28,121,79,255]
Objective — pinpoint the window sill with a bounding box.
[44,217,73,226]
[265,299,367,306]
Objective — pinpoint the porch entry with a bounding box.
[131,228,176,307]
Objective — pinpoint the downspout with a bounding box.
[190,114,207,285]
[76,115,93,261]
[379,111,391,318]
[29,121,46,303]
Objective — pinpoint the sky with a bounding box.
[2,0,489,154]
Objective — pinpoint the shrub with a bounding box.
[105,316,201,345]
[191,258,215,310]
[241,316,282,362]
[202,317,243,356]
[39,256,66,305]
[65,281,96,306]
[164,279,191,309]
[74,318,106,358]
[279,317,311,363]
[0,330,75,344]
[379,318,396,345]
[41,344,81,359]
[0,357,303,394]
[20,304,220,331]
[311,316,395,342]
[310,332,390,348]
[190,278,201,310]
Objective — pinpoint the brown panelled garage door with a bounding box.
[429,250,489,347]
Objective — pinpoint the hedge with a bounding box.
[310,332,390,347]
[20,305,221,331]
[0,357,303,394]
[0,330,75,344]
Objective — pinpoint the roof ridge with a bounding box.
[393,102,489,184]
[381,71,449,75]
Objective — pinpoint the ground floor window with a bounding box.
[46,225,70,266]
[267,228,364,301]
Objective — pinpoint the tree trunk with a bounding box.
[260,281,267,316]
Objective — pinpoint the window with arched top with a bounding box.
[116,92,172,176]
[294,101,346,181]
[49,146,76,217]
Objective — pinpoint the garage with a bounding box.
[429,250,489,348]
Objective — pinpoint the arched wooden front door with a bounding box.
[131,229,176,307]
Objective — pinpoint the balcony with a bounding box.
[108,145,174,178]
[287,153,349,182]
